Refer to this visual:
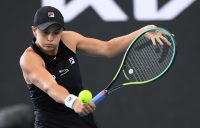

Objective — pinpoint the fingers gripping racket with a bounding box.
[92,27,176,104]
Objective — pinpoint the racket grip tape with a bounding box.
[92,90,107,105]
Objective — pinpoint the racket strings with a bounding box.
[138,37,159,79]
[126,36,158,81]
[123,33,174,82]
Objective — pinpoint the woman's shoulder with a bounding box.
[61,31,82,53]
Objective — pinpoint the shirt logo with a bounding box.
[69,57,75,65]
[59,69,69,76]
[48,12,55,17]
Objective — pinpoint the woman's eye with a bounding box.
[42,30,62,35]
[43,31,50,35]
[53,32,60,35]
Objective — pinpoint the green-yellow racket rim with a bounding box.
[113,27,176,85]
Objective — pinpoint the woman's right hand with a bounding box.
[73,99,96,116]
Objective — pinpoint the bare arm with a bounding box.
[20,49,70,104]
[62,25,164,58]
[20,49,95,115]
[76,28,144,58]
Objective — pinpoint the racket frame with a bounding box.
[92,27,176,104]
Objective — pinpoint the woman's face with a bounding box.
[32,25,63,54]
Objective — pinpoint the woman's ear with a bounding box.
[32,26,37,37]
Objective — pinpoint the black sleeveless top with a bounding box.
[28,38,98,128]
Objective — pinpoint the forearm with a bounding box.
[107,25,156,57]
[106,28,141,57]
[45,84,70,104]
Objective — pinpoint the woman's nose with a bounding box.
[47,34,54,42]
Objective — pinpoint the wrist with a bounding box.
[142,25,157,31]
[64,94,78,109]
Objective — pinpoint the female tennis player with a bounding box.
[19,6,170,128]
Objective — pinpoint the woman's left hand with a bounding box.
[143,25,171,46]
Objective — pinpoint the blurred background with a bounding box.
[0,0,199,128]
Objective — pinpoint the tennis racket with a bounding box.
[92,27,176,105]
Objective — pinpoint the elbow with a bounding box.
[103,50,114,58]
[43,83,55,95]
[102,43,115,58]
[105,53,116,58]
[43,84,52,94]
[103,44,121,58]
[43,83,63,103]
[44,86,58,103]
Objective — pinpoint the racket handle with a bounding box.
[92,90,107,105]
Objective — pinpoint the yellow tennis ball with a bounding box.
[78,90,93,103]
